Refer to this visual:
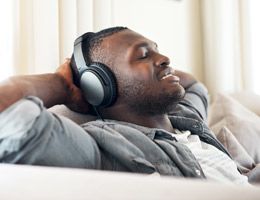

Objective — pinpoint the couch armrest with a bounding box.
[0,164,259,200]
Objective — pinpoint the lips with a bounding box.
[158,67,180,82]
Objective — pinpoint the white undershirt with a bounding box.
[172,130,249,185]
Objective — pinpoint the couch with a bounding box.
[1,91,260,199]
[209,91,260,183]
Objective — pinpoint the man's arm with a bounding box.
[169,69,209,122]
[0,60,90,113]
[0,73,66,112]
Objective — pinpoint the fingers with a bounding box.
[65,58,71,63]
[62,58,71,67]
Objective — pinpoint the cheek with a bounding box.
[131,64,154,81]
[118,68,151,82]
[138,69,153,81]
[112,62,154,94]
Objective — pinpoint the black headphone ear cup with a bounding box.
[80,62,117,107]
[91,62,117,107]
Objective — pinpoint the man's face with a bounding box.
[98,29,185,115]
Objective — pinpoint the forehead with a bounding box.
[101,29,155,53]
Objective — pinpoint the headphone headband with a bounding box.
[73,41,87,75]
[73,32,95,75]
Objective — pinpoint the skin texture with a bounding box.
[0,29,197,133]
[93,29,196,132]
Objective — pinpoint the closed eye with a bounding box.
[139,54,148,59]
[138,49,149,60]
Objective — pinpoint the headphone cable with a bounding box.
[93,106,104,121]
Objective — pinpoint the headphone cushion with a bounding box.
[87,62,117,107]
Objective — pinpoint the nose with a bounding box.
[155,53,170,68]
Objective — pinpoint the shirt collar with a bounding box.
[95,119,177,140]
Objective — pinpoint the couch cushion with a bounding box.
[215,126,254,173]
[231,91,260,116]
[209,93,260,167]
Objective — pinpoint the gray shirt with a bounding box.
[0,82,231,179]
[81,82,230,178]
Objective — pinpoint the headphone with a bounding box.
[71,32,117,108]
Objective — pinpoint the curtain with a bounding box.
[0,0,15,80]
[200,0,260,96]
[10,0,112,75]
[2,0,260,97]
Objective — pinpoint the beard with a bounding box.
[116,74,185,116]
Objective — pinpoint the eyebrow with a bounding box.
[133,41,158,50]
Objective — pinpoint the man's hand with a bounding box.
[175,70,197,89]
[0,60,91,113]
[55,59,90,113]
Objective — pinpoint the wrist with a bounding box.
[54,72,71,105]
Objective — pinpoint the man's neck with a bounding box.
[101,105,175,133]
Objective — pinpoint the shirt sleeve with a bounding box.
[0,96,101,169]
[168,82,209,122]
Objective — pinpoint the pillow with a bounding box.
[215,126,255,172]
[209,93,260,166]
[231,91,260,116]
[247,164,260,183]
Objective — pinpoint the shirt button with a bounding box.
[195,169,201,176]
[192,124,199,129]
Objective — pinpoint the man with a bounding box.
[0,27,248,184]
